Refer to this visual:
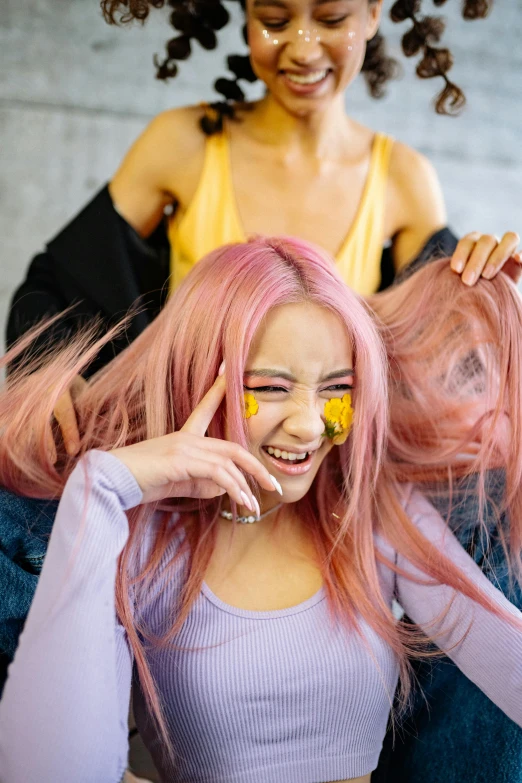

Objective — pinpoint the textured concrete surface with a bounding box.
[2,0,521,340]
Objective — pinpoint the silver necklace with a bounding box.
[219,502,283,525]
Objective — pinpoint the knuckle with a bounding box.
[505,231,520,244]
[233,444,248,462]
[224,457,236,473]
[475,234,495,247]
[215,465,228,481]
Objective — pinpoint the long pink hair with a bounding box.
[371,260,522,578]
[1,238,521,759]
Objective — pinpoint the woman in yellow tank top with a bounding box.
[103,0,519,298]
[9,0,521,437]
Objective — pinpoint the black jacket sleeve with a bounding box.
[378,227,459,291]
[6,185,169,377]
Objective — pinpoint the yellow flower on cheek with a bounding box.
[324,397,344,422]
[339,394,354,432]
[323,393,353,446]
[243,392,259,419]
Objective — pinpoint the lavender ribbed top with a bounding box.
[1,450,521,783]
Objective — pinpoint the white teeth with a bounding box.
[286,70,327,85]
[266,448,311,462]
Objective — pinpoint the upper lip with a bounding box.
[264,444,320,454]
[281,68,330,75]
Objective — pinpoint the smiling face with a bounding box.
[242,301,354,506]
[246,0,382,117]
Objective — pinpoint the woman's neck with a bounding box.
[244,93,354,160]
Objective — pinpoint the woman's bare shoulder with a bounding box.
[109,104,208,234]
[139,104,208,173]
[386,139,447,267]
[388,140,441,197]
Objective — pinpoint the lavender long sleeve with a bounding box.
[1,452,522,783]
[0,451,141,783]
[396,491,522,727]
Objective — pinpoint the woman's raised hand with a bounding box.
[451,231,521,286]
[109,372,279,507]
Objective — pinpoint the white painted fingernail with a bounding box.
[453,261,464,274]
[268,474,283,496]
[218,361,226,376]
[252,496,261,519]
[240,490,254,512]
[482,265,495,279]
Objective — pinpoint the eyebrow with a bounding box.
[244,368,354,382]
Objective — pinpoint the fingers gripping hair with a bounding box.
[390,0,494,115]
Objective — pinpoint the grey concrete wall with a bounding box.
[2,0,522,343]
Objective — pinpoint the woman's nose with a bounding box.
[287,27,324,64]
[282,399,325,444]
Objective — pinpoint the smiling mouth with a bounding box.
[263,446,313,464]
[284,69,329,85]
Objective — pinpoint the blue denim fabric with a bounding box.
[0,488,58,694]
[375,470,522,782]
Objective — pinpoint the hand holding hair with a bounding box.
[50,374,87,461]
[109,370,278,507]
[450,231,521,286]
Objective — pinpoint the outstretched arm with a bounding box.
[397,490,522,728]
[0,451,141,783]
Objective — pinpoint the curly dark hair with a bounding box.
[101,0,494,133]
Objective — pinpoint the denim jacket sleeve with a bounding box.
[0,451,141,783]
[0,489,57,674]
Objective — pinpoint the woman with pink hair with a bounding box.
[1,237,522,782]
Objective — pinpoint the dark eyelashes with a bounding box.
[326,384,353,392]
[243,384,353,393]
[260,16,349,30]
[321,16,350,26]
[261,21,288,30]
[244,385,287,393]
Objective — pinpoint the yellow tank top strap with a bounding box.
[168,128,395,297]
[335,132,395,296]
[168,129,244,291]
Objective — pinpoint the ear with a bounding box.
[366,0,383,40]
